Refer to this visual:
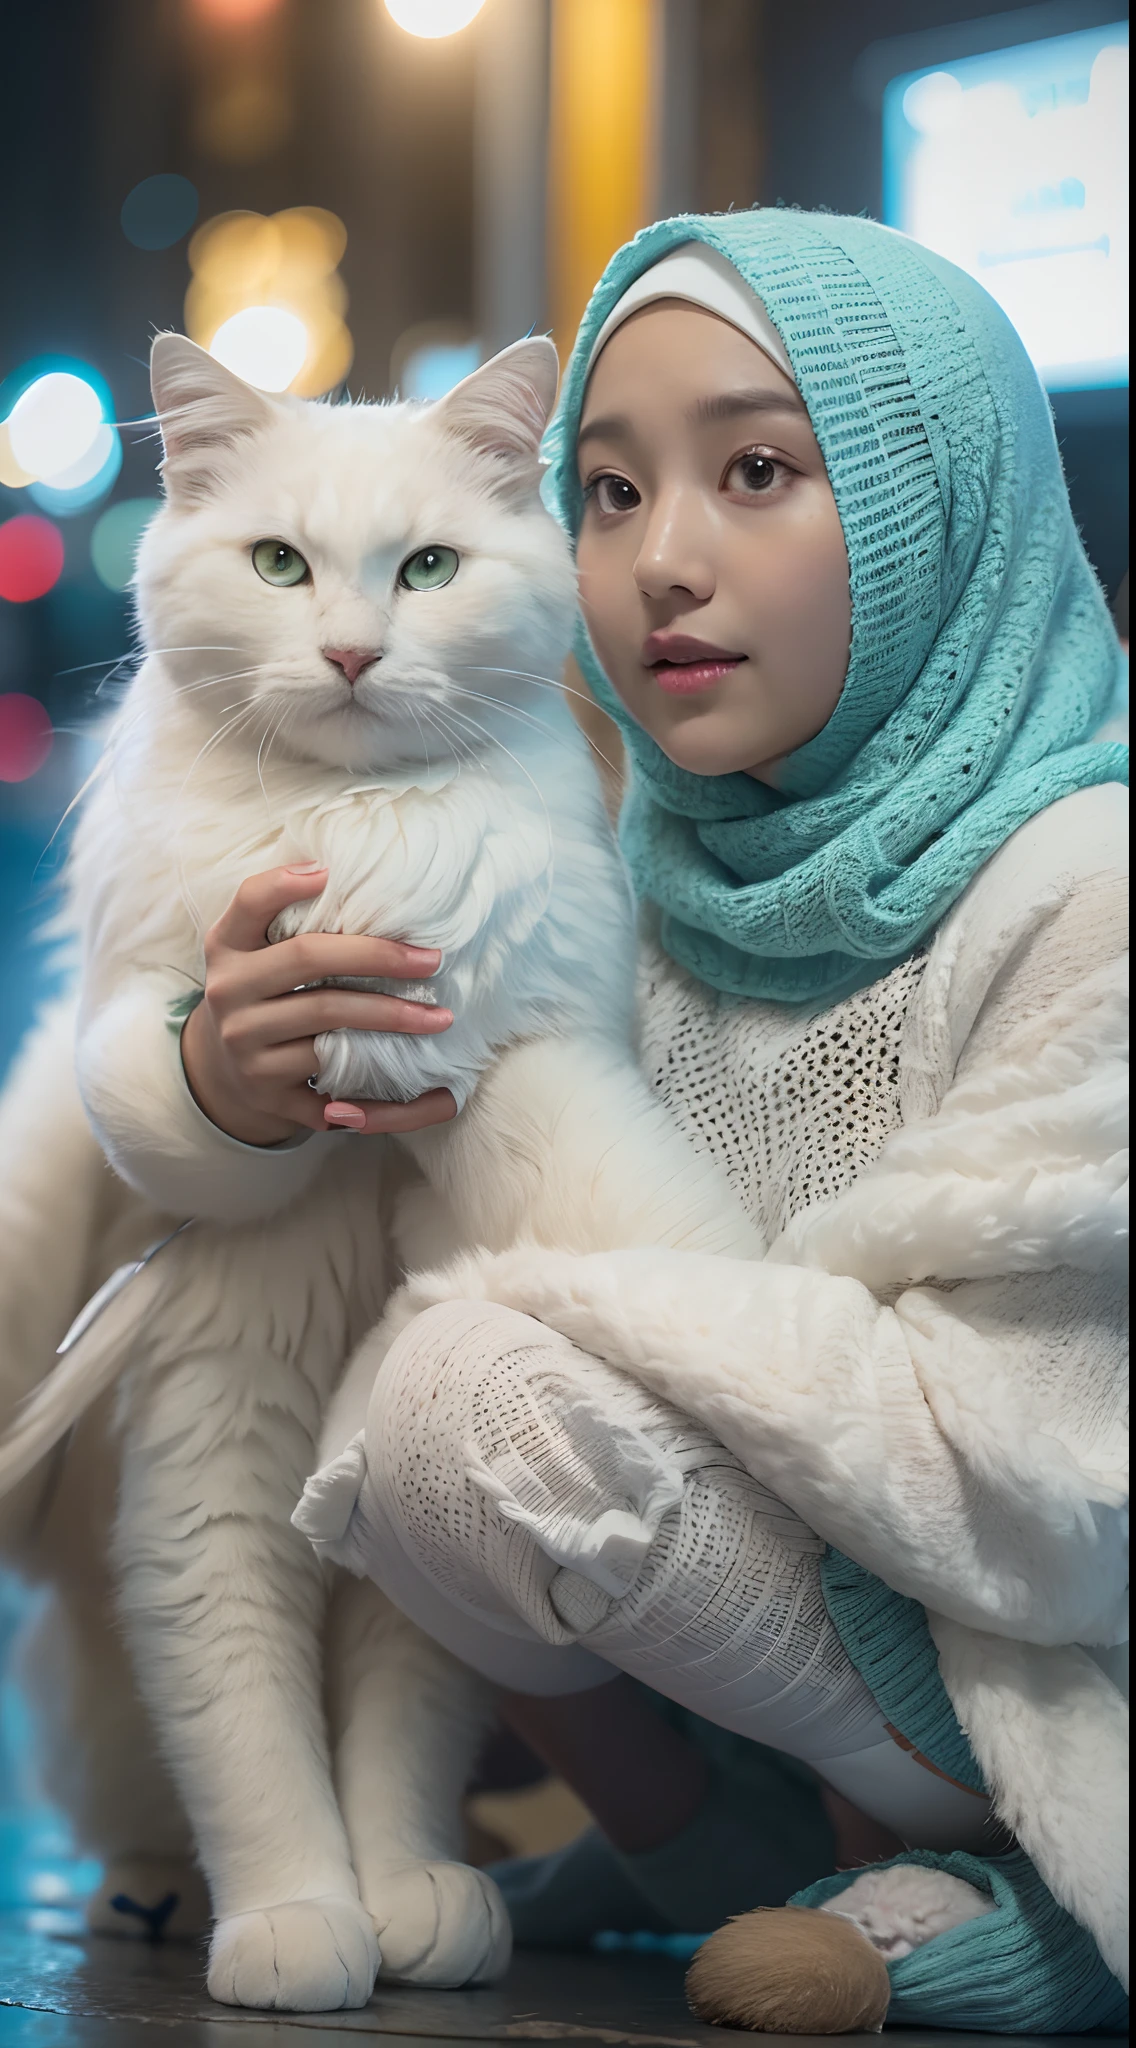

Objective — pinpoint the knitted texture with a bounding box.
[543,209,1128,1002]
[819,1548,984,1794]
[792,1849,1129,2032]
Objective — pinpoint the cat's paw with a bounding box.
[86,1856,211,1941]
[821,1863,995,1961]
[364,1857,511,1986]
[207,1894,379,2010]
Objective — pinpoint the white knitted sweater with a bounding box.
[374,781,1128,1980]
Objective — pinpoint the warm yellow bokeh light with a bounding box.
[384,0,486,37]
[0,423,36,490]
[548,0,656,360]
[192,76,291,163]
[186,207,353,396]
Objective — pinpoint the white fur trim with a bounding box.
[931,1615,1129,1989]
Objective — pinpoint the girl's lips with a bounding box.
[650,658,744,695]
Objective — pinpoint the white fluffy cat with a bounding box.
[0,334,756,2011]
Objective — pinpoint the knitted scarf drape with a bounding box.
[542,210,1128,1003]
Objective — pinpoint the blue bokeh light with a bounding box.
[28,426,123,516]
[120,172,199,251]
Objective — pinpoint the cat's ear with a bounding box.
[150,334,277,504]
[434,338,559,488]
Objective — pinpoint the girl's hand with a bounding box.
[180,864,458,1145]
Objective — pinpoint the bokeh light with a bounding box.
[121,173,199,251]
[186,207,353,396]
[384,0,486,36]
[194,76,290,163]
[90,498,160,593]
[28,425,123,518]
[0,694,53,783]
[0,425,36,490]
[209,306,309,390]
[189,0,285,21]
[0,516,65,604]
[6,373,104,483]
[399,338,481,398]
[901,70,965,136]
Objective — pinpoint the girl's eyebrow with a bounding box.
[577,413,631,450]
[578,386,808,452]
[691,388,808,424]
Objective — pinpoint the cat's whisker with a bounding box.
[427,699,556,912]
[455,662,609,716]
[444,682,621,781]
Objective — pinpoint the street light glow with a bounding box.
[384,0,486,38]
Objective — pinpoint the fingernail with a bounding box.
[427,1009,454,1028]
[403,945,442,970]
[325,1102,366,1130]
[286,861,327,875]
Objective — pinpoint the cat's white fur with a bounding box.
[0,335,758,2011]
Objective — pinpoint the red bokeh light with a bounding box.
[190,0,283,22]
[0,515,65,603]
[0,693,54,783]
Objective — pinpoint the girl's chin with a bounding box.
[655,719,781,781]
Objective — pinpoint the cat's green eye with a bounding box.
[252,540,310,588]
[399,545,459,593]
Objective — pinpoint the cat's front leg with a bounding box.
[114,1343,378,2012]
[326,1572,510,1986]
[402,1031,762,1260]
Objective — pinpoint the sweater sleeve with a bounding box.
[410,798,1128,1649]
[76,970,334,1223]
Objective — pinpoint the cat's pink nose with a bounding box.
[323,646,381,686]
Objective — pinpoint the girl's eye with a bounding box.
[591,474,641,515]
[399,545,460,592]
[724,452,781,496]
[252,540,310,587]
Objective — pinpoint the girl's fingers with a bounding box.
[268,1079,459,1136]
[213,865,331,952]
[323,1090,458,1135]
[229,929,444,1002]
[232,988,454,1051]
[210,867,443,986]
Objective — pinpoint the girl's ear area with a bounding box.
[433,337,560,476]
[150,333,278,503]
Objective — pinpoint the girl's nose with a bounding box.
[322,647,382,686]
[633,492,716,604]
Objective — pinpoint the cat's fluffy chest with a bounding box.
[83,704,636,1112]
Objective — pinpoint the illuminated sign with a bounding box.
[884,24,1129,390]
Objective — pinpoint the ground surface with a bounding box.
[0,1916,1104,2048]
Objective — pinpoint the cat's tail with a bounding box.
[0,1227,188,1501]
[0,997,177,1513]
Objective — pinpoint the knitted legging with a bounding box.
[330,1299,991,1851]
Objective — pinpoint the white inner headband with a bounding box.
[585,241,796,383]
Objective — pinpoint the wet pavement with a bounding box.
[0,1912,1107,2048]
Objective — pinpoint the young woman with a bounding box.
[297,212,1126,2030]
[99,210,1126,2029]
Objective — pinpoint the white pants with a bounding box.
[300,1300,992,1850]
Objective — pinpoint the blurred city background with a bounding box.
[0,0,1129,1918]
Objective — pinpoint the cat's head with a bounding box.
[135,334,576,772]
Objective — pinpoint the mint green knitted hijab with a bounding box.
[543,210,1128,1003]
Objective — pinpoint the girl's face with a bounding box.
[575,302,851,782]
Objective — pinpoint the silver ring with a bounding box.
[306,1074,321,1091]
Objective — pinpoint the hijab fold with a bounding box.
[542,210,1127,1003]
